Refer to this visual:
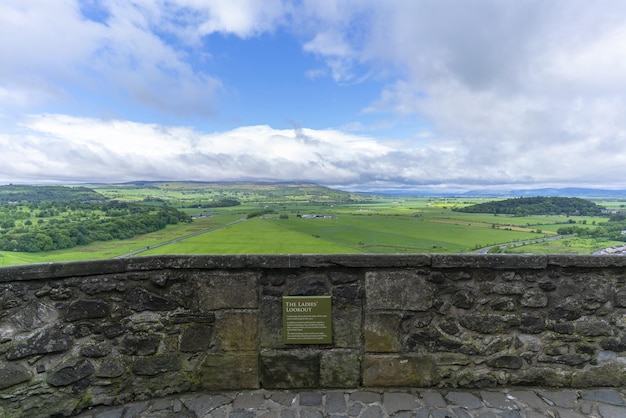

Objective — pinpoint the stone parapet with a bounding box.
[0,254,625,417]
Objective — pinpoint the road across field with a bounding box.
[116,217,247,258]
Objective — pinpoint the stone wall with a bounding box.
[0,254,625,417]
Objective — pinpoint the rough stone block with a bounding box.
[601,335,626,352]
[126,287,177,311]
[260,297,283,348]
[364,313,402,352]
[217,312,258,351]
[519,314,545,334]
[181,323,214,352]
[459,314,519,334]
[199,353,259,389]
[280,272,330,296]
[451,290,475,309]
[121,334,161,356]
[0,363,32,389]
[333,306,362,348]
[365,271,434,311]
[363,354,440,387]
[616,289,626,308]
[96,358,126,378]
[6,328,73,360]
[320,351,360,388]
[132,354,180,376]
[260,351,320,388]
[575,319,613,336]
[520,289,548,307]
[47,359,95,387]
[571,362,626,387]
[507,366,570,387]
[197,272,258,310]
[81,342,112,358]
[486,355,524,369]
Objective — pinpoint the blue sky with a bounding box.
[1,0,626,192]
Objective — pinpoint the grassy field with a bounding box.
[1,182,622,266]
[143,217,359,255]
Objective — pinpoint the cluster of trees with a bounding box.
[557,213,626,242]
[246,209,275,219]
[0,185,104,203]
[454,197,605,217]
[0,202,191,252]
[183,198,241,208]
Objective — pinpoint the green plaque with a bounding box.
[282,296,332,344]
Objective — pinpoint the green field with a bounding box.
[1,182,624,266]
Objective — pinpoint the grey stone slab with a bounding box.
[390,412,413,418]
[599,404,626,418]
[258,412,280,418]
[452,407,473,418]
[93,409,124,418]
[476,413,498,418]
[480,391,519,410]
[349,391,381,404]
[550,407,591,418]
[536,390,580,408]
[496,411,522,418]
[173,400,184,413]
[229,411,256,418]
[414,409,430,418]
[271,392,297,407]
[325,392,347,414]
[430,409,454,418]
[508,391,549,410]
[445,391,484,410]
[121,402,151,418]
[360,405,384,418]
[300,410,323,418]
[300,392,323,406]
[579,400,594,415]
[581,389,626,406]
[181,394,233,416]
[524,412,552,418]
[151,399,173,411]
[210,405,233,418]
[420,391,447,407]
[234,392,266,409]
[347,402,362,417]
[383,392,419,414]
[280,409,297,418]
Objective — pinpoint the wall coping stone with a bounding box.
[2,254,626,282]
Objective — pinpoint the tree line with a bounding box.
[556,213,626,242]
[0,201,191,252]
[453,197,605,217]
[0,184,104,203]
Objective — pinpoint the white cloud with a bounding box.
[0,115,395,184]
[1,114,625,190]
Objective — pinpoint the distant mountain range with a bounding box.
[367,187,626,198]
[464,188,626,198]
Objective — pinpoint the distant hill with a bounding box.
[0,185,104,203]
[462,188,626,198]
[104,181,370,203]
[454,196,605,216]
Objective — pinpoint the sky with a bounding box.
[1,0,626,193]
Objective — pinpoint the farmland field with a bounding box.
[0,182,624,266]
